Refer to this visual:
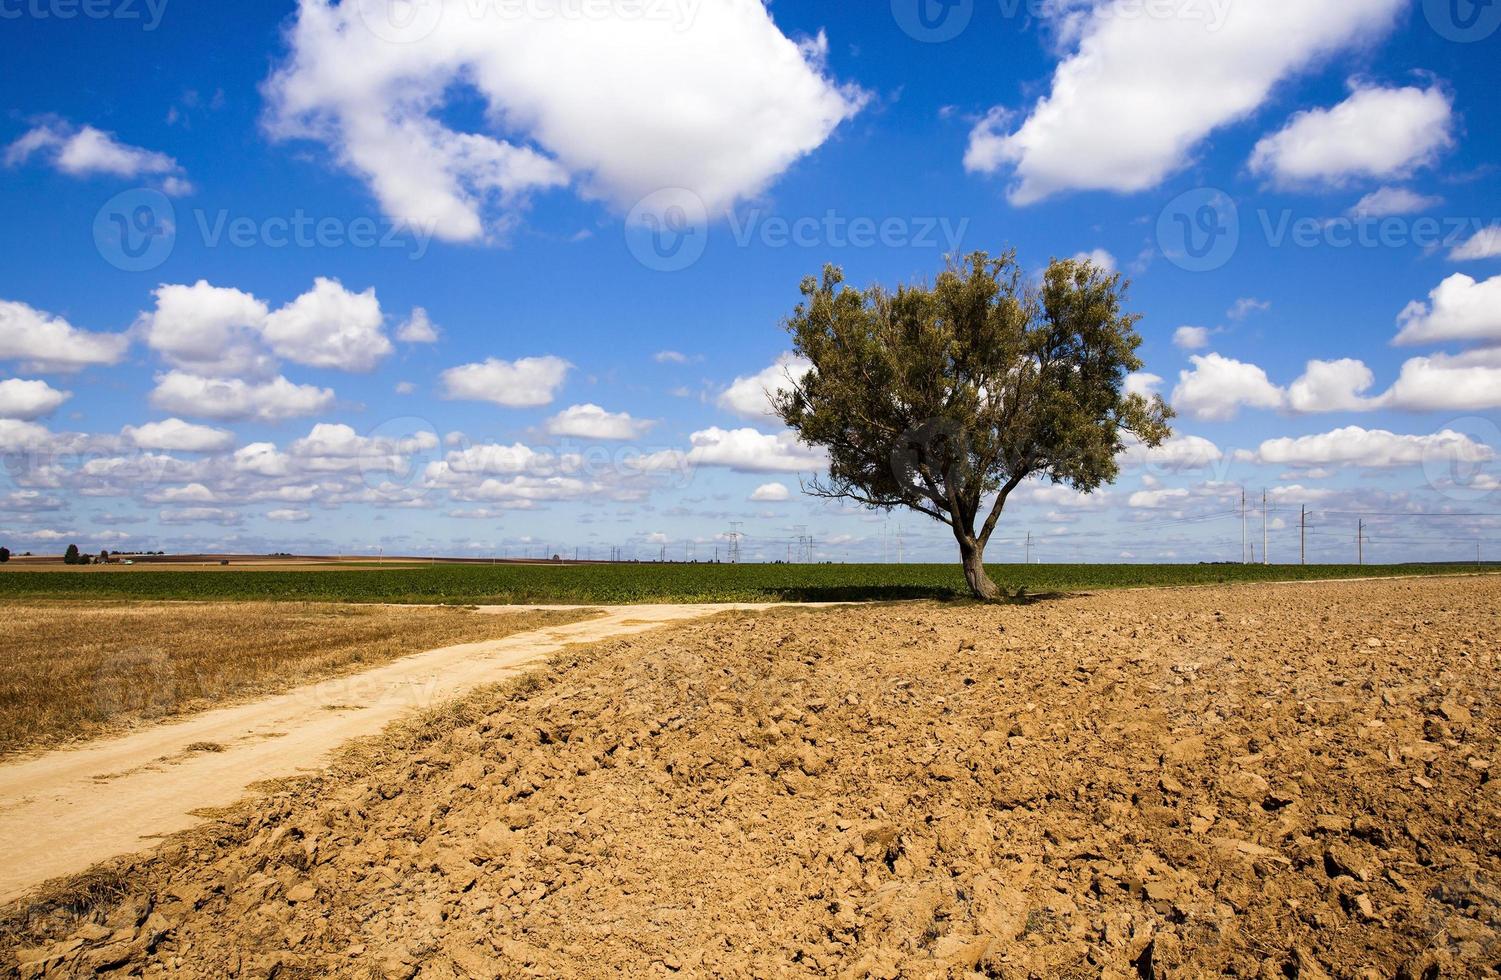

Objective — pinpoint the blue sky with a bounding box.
[1,0,1499,563]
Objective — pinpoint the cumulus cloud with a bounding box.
[685,427,826,473]
[545,404,654,441]
[1249,83,1453,187]
[395,307,440,343]
[1120,434,1224,472]
[1285,358,1380,413]
[123,418,236,453]
[1242,426,1494,469]
[440,356,571,407]
[1071,248,1117,273]
[1451,225,1501,262]
[718,354,812,421]
[0,299,130,372]
[1173,326,1212,350]
[138,281,273,377]
[1124,372,1163,399]
[1349,186,1443,217]
[263,0,865,241]
[261,277,391,371]
[964,0,1403,203]
[1395,273,1501,346]
[267,508,312,522]
[750,482,791,502]
[0,379,70,420]
[150,371,336,422]
[1383,349,1501,412]
[5,119,192,194]
[1172,354,1285,421]
[1226,298,1270,321]
[139,278,393,374]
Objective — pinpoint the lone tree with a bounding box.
[775,250,1173,600]
[63,544,81,566]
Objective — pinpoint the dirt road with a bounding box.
[0,603,804,905]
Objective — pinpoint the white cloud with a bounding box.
[0,379,70,420]
[150,371,336,422]
[964,0,1403,203]
[718,354,812,421]
[1120,434,1224,472]
[1451,225,1501,262]
[138,281,273,377]
[1286,358,1380,413]
[1349,186,1443,217]
[140,278,392,374]
[0,299,130,372]
[1395,273,1501,346]
[1173,326,1212,350]
[396,307,440,343]
[5,119,192,193]
[440,356,570,407]
[750,482,791,502]
[545,404,654,441]
[1250,83,1453,187]
[261,277,391,372]
[1226,298,1270,321]
[1383,350,1501,412]
[1124,372,1162,399]
[685,427,826,473]
[1172,354,1285,421]
[1128,487,1192,509]
[263,0,865,242]
[123,418,236,453]
[654,350,692,364]
[267,508,312,522]
[395,381,417,395]
[159,506,243,526]
[1245,426,1493,469]
[1071,248,1117,273]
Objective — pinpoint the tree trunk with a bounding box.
[958,538,1002,601]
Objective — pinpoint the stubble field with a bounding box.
[0,603,590,759]
[4,575,1497,977]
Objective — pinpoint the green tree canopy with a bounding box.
[775,250,1173,599]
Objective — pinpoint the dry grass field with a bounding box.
[0,603,589,758]
[3,577,1497,977]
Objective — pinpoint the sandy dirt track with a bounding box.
[4,578,1500,978]
[0,604,807,906]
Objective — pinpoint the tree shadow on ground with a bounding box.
[767,586,1076,605]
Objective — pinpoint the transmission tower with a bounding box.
[727,522,743,564]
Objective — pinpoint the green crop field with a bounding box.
[0,562,1492,605]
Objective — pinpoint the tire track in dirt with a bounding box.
[0,603,813,904]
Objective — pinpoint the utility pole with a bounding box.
[1025,531,1032,565]
[1300,506,1307,566]
[1240,489,1248,564]
[1357,519,1365,566]
[1262,490,1269,566]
